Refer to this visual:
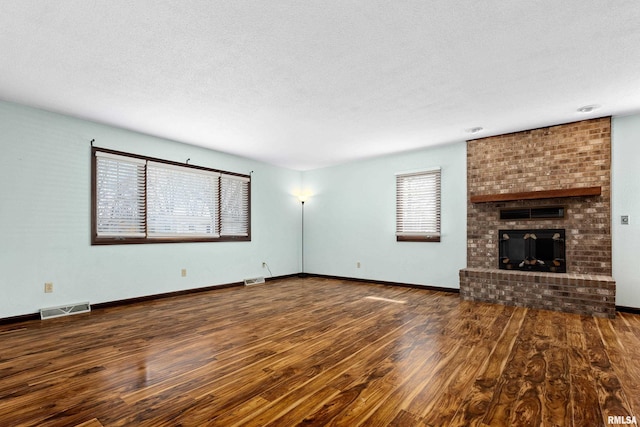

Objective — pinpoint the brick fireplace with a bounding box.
[459,117,615,318]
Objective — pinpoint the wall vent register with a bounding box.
[500,206,564,220]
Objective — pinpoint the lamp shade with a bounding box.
[297,191,312,203]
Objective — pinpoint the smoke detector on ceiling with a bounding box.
[465,127,484,134]
[577,105,600,113]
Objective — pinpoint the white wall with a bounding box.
[0,101,302,318]
[3,99,636,319]
[612,114,640,308]
[302,142,467,288]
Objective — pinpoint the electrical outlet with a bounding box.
[44,282,53,293]
[262,262,267,268]
[181,269,187,277]
[621,215,630,225]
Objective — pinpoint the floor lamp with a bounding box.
[298,194,308,278]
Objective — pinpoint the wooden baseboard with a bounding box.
[616,305,640,315]
[0,274,299,325]
[0,312,40,325]
[92,282,244,311]
[93,274,299,310]
[306,273,461,294]
[3,274,637,325]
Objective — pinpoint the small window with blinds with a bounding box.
[220,174,251,236]
[92,147,250,244]
[395,168,441,242]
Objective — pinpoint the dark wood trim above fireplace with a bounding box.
[469,186,601,203]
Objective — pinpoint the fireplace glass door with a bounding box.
[499,229,566,273]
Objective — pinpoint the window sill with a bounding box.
[396,235,441,242]
[92,235,251,245]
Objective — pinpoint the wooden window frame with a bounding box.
[91,147,251,245]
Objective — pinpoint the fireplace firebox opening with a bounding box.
[499,229,566,273]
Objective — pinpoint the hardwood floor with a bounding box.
[1,277,639,426]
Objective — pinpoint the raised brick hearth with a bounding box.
[460,268,615,317]
[460,117,615,318]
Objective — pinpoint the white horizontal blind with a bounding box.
[147,161,220,238]
[220,174,250,236]
[95,152,146,237]
[396,169,441,237]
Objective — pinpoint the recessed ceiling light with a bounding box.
[577,105,600,113]
[466,127,484,134]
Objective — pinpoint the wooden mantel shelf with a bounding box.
[470,186,601,203]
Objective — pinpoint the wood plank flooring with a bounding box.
[1,277,639,426]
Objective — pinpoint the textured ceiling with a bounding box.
[1,1,639,170]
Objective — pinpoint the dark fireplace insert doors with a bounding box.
[499,229,566,273]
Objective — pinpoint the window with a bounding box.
[92,148,250,244]
[395,168,441,242]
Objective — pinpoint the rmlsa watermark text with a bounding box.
[608,415,637,425]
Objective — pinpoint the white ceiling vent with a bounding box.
[244,277,266,286]
[40,302,91,320]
